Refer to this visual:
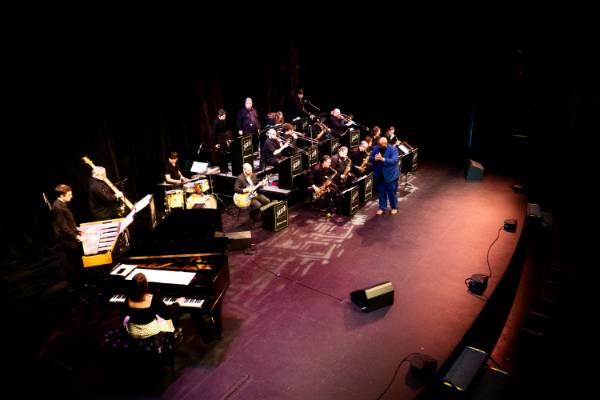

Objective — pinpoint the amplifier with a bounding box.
[262,200,288,232]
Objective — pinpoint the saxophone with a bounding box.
[339,159,352,182]
[356,154,369,174]
[313,169,338,200]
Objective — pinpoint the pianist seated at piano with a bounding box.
[121,272,186,339]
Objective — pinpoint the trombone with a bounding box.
[287,130,319,144]
[340,112,354,122]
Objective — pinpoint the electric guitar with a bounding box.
[82,156,134,211]
[233,178,268,208]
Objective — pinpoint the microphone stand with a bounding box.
[304,100,321,113]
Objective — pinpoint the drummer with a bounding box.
[186,181,213,209]
[164,151,190,185]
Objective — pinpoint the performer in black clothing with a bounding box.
[331,146,353,188]
[212,109,228,146]
[261,128,289,167]
[351,140,371,176]
[289,88,305,121]
[89,166,123,220]
[233,163,271,219]
[164,151,190,185]
[385,126,399,146]
[280,123,299,155]
[308,155,341,213]
[52,184,83,274]
[328,108,353,138]
[212,109,233,172]
[236,97,260,136]
[121,272,185,337]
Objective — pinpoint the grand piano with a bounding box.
[107,207,230,341]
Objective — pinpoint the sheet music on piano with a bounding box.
[121,267,197,286]
[81,219,122,256]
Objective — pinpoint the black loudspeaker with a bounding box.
[262,201,288,232]
[350,281,394,312]
[467,274,489,295]
[442,346,487,393]
[408,354,438,378]
[470,366,510,400]
[465,159,484,181]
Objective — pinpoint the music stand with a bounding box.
[398,143,416,191]
[202,162,236,216]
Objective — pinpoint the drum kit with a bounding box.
[159,177,217,211]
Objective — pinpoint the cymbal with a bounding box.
[157,182,175,187]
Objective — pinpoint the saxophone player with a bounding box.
[308,155,341,215]
[331,146,353,188]
[351,141,371,177]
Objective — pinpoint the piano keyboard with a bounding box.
[109,294,205,309]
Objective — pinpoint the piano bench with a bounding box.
[101,327,176,374]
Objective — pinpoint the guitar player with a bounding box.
[233,163,271,221]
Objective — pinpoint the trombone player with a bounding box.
[328,108,353,138]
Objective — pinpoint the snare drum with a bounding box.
[165,189,184,209]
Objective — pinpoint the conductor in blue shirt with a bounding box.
[369,137,399,215]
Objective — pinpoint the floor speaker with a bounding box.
[350,281,394,312]
[442,346,487,393]
[465,159,484,181]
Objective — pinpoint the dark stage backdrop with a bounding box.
[2,32,595,262]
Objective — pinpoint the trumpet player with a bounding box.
[328,108,353,138]
[261,128,290,168]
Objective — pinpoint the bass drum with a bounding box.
[186,194,217,209]
[165,189,184,209]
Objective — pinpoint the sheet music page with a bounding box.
[134,194,152,214]
[126,268,196,285]
[110,263,138,276]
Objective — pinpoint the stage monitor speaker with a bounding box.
[262,200,288,232]
[442,346,487,393]
[465,159,484,181]
[469,366,510,400]
[350,281,394,312]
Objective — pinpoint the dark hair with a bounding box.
[54,184,72,195]
[217,109,226,117]
[129,272,150,302]
[169,151,178,159]
[297,88,304,95]
[321,155,331,163]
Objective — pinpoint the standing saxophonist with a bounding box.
[331,146,353,189]
[308,155,341,214]
[351,140,371,177]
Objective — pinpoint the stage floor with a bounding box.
[14,161,527,399]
